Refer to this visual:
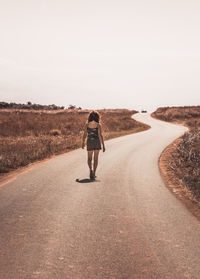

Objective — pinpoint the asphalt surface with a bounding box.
[0,113,200,279]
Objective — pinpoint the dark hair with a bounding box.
[88,110,100,123]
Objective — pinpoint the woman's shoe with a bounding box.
[90,169,94,179]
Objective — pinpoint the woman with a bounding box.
[82,110,105,179]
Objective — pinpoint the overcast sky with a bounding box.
[0,0,200,111]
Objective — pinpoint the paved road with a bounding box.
[0,113,199,279]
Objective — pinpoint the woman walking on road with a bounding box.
[82,110,105,179]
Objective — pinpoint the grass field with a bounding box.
[0,108,150,175]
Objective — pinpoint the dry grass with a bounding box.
[0,109,149,174]
[152,106,200,201]
[152,106,200,130]
[0,109,88,137]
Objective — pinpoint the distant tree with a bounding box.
[27,101,32,105]
[68,104,76,110]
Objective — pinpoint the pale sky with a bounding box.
[0,0,200,111]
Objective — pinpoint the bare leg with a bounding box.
[87,150,93,170]
[93,150,100,176]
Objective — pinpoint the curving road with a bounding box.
[0,113,200,279]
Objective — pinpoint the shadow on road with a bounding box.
[75,178,100,183]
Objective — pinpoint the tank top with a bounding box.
[87,125,99,140]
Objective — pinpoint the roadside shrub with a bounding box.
[49,129,61,136]
[153,106,200,201]
[169,129,200,201]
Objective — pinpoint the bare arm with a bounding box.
[82,123,88,149]
[98,123,105,152]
